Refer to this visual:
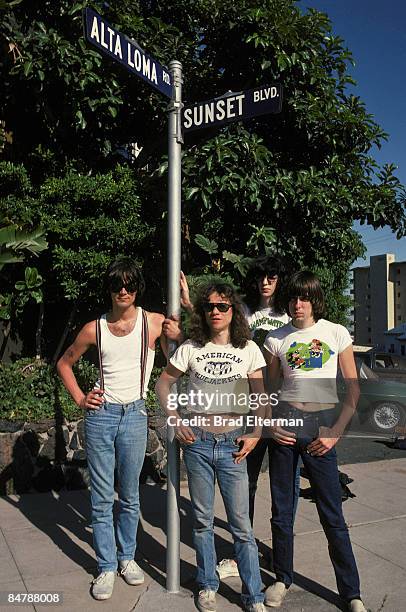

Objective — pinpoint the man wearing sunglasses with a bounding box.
[57,257,181,601]
[156,282,268,612]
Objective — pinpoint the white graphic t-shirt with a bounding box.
[243,304,290,348]
[263,319,353,403]
[170,340,266,414]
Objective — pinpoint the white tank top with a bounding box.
[95,308,155,404]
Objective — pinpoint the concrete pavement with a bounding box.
[0,457,406,612]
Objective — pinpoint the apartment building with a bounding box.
[352,253,406,355]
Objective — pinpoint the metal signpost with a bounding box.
[84,7,283,596]
[84,8,182,593]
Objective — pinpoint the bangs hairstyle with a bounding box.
[103,257,145,299]
[284,270,325,321]
[189,282,250,348]
[244,255,287,314]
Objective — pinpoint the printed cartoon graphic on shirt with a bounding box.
[286,339,334,371]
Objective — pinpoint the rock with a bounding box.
[0,420,24,433]
[146,429,161,455]
[69,432,79,450]
[0,431,21,467]
[72,449,86,461]
[76,419,85,447]
[24,419,54,434]
[20,431,40,458]
[39,430,56,460]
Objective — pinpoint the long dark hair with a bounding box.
[244,255,287,314]
[189,282,251,348]
[103,257,145,301]
[284,271,326,321]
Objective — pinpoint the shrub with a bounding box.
[0,357,98,421]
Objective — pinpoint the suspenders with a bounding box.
[96,309,149,399]
[139,309,149,398]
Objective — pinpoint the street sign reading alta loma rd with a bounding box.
[182,84,283,132]
[83,8,172,99]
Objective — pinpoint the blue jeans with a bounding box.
[84,400,147,572]
[183,427,264,606]
[270,405,361,602]
[247,438,301,525]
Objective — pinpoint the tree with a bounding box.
[0,0,405,348]
[0,161,152,358]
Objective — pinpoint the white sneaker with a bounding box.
[264,582,288,608]
[119,560,145,585]
[348,600,367,612]
[216,558,240,579]
[197,589,217,612]
[91,571,115,600]
[245,603,267,612]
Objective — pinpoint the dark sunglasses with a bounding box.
[202,302,233,313]
[109,280,137,293]
[255,271,278,280]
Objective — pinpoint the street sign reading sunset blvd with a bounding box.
[83,8,172,99]
[182,84,283,132]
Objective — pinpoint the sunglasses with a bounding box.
[109,280,137,293]
[255,272,278,281]
[202,302,233,313]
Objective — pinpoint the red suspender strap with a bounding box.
[140,309,149,398]
[96,318,105,391]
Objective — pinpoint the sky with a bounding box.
[300,0,406,268]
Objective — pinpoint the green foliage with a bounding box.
[0,357,97,421]
[0,162,152,337]
[0,224,47,270]
[0,0,405,340]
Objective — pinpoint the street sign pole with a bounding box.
[166,59,183,594]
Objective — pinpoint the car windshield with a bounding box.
[356,359,379,380]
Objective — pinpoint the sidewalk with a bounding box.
[0,458,405,612]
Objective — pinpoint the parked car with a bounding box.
[353,348,406,382]
[340,361,406,435]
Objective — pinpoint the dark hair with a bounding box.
[189,282,250,348]
[244,255,287,314]
[103,257,145,300]
[284,270,325,321]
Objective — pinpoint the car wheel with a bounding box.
[368,402,405,433]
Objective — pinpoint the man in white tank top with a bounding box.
[57,258,180,601]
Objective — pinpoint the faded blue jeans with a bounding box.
[84,400,147,572]
[183,427,264,606]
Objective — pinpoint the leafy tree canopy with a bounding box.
[0,0,405,352]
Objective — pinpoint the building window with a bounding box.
[367,327,371,332]
[398,281,401,286]
[397,268,401,274]
[398,316,402,321]
[398,292,401,298]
